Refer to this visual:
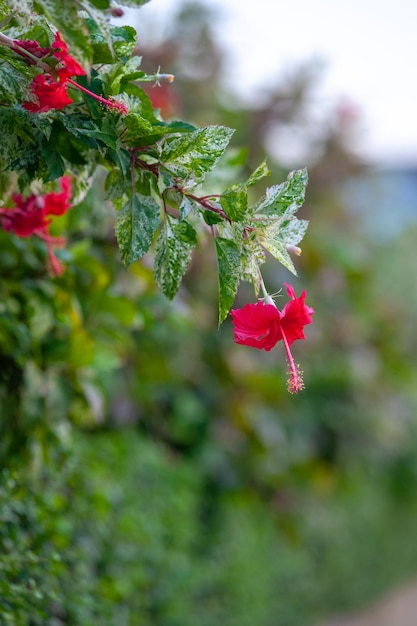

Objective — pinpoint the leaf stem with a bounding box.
[132,154,230,222]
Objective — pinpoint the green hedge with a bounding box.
[2,430,417,626]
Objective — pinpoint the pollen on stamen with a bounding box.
[106,98,128,114]
[286,363,304,394]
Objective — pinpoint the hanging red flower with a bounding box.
[0,177,73,275]
[231,284,314,393]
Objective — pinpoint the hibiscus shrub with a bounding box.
[0,0,314,395]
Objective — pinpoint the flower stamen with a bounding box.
[280,327,304,394]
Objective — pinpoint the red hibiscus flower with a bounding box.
[23,74,74,112]
[51,31,85,81]
[19,31,128,114]
[231,283,314,393]
[0,177,73,275]
[1,194,49,237]
[21,31,83,112]
[15,31,127,114]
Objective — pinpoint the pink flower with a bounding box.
[0,177,73,275]
[231,283,314,393]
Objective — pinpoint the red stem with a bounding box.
[67,78,127,113]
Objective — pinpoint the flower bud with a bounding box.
[109,7,124,17]
[286,244,302,256]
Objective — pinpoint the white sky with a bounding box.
[127,0,417,166]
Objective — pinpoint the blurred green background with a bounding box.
[2,2,417,624]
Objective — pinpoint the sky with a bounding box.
[126,0,417,166]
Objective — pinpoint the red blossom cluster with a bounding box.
[19,32,85,112]
[0,177,72,275]
[231,284,314,393]
[15,32,127,114]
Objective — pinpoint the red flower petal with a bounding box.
[23,74,73,112]
[231,284,314,352]
[1,194,48,236]
[280,283,315,346]
[52,31,85,80]
[43,176,72,216]
[231,284,314,393]
[231,301,282,351]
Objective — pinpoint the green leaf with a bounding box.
[0,45,35,105]
[202,212,223,226]
[122,111,155,144]
[247,159,270,187]
[253,169,309,274]
[8,0,32,16]
[179,196,197,221]
[0,61,27,104]
[115,0,150,6]
[160,125,235,184]
[115,194,160,266]
[13,17,54,47]
[154,216,197,300]
[82,4,114,63]
[254,167,308,217]
[33,0,93,68]
[259,218,309,275]
[220,184,248,222]
[215,237,241,325]
[104,148,130,178]
[0,107,42,180]
[240,242,266,294]
[41,144,65,181]
[260,238,296,275]
[105,168,130,201]
[84,0,110,10]
[61,113,119,150]
[158,120,197,134]
[281,217,309,248]
[110,55,142,92]
[0,0,11,19]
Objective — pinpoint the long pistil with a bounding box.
[280,325,304,394]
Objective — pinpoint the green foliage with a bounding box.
[115,193,160,266]
[0,431,204,625]
[34,0,93,67]
[215,237,241,324]
[154,214,197,299]
[160,124,235,185]
[3,431,417,626]
[4,2,417,625]
[0,2,309,321]
[254,168,309,275]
